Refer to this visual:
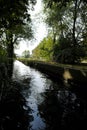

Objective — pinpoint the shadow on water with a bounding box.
[0,63,32,130]
[1,60,87,130]
[0,81,33,130]
[38,86,87,130]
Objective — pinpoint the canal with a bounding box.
[12,60,87,130]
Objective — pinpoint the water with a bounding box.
[12,60,87,130]
[13,60,50,130]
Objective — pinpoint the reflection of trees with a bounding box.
[38,89,87,130]
[0,79,33,130]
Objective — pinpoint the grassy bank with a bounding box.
[18,58,87,85]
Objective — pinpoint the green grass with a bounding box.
[17,58,87,70]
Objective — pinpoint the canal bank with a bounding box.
[13,60,87,130]
[19,59,87,85]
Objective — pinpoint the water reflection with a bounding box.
[12,60,87,130]
[39,88,87,130]
[0,81,31,130]
[13,61,48,130]
[13,60,31,82]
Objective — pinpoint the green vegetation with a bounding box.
[18,58,87,85]
[39,0,87,64]
[0,45,7,62]
[32,36,54,61]
[0,0,36,76]
[1,0,87,67]
[0,0,36,121]
[22,50,30,58]
[0,0,87,106]
[0,0,34,59]
[0,1,87,128]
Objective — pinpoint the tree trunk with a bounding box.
[72,0,78,63]
[6,33,14,78]
[73,0,78,46]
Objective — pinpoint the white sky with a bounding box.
[15,0,47,55]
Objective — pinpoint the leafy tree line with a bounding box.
[22,50,30,58]
[0,0,36,76]
[41,0,87,64]
[0,1,36,122]
[32,35,54,61]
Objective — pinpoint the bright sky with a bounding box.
[15,0,47,56]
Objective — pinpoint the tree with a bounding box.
[22,50,30,58]
[32,36,54,61]
[42,0,87,63]
[0,0,36,76]
[0,0,36,57]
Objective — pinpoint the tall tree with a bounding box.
[22,50,30,58]
[42,0,87,63]
[0,0,36,76]
[32,36,54,61]
[0,0,36,57]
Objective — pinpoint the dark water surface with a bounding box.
[12,60,87,130]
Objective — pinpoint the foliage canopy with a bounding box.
[42,0,87,63]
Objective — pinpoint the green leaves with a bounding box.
[42,0,87,63]
[0,0,36,60]
[22,50,30,58]
[32,36,54,61]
